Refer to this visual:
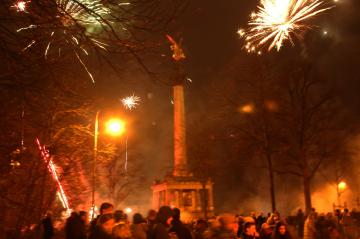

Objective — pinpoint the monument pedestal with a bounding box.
[152,175,214,219]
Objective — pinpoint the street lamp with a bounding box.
[106,119,126,136]
[338,181,347,191]
[91,112,126,219]
[337,181,347,207]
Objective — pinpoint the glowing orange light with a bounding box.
[338,181,347,191]
[125,207,132,214]
[106,119,126,136]
[265,100,279,112]
[240,104,255,113]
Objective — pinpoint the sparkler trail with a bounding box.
[121,95,141,110]
[35,138,71,215]
[238,0,334,52]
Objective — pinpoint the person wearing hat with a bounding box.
[148,206,174,239]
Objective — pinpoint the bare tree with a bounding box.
[275,60,353,214]
[200,55,354,214]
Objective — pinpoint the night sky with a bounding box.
[91,0,359,214]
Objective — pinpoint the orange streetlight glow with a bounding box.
[106,119,126,136]
[338,181,347,191]
[241,104,255,113]
[125,207,132,214]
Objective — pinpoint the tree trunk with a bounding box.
[303,177,312,215]
[266,154,276,212]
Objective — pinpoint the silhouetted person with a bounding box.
[114,210,128,225]
[149,206,174,239]
[169,208,192,239]
[241,222,259,239]
[273,222,292,239]
[259,223,272,239]
[65,211,87,239]
[215,214,238,239]
[66,212,81,239]
[147,209,157,239]
[304,212,316,239]
[42,213,54,239]
[90,213,115,239]
[89,202,114,237]
[131,213,147,239]
[79,211,88,239]
[193,219,207,239]
[296,209,305,238]
[113,210,131,239]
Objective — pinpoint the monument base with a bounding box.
[152,174,214,220]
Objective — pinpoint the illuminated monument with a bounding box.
[152,36,214,218]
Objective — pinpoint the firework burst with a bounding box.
[238,0,334,53]
[121,94,141,110]
[12,1,29,12]
[56,0,110,27]
[14,0,118,82]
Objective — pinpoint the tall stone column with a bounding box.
[173,84,188,177]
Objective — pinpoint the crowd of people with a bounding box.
[35,204,360,239]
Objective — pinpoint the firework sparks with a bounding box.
[21,40,36,52]
[56,0,110,26]
[75,52,95,83]
[238,0,334,52]
[121,95,141,110]
[36,138,71,215]
[17,24,37,32]
[15,0,112,83]
[12,1,29,12]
